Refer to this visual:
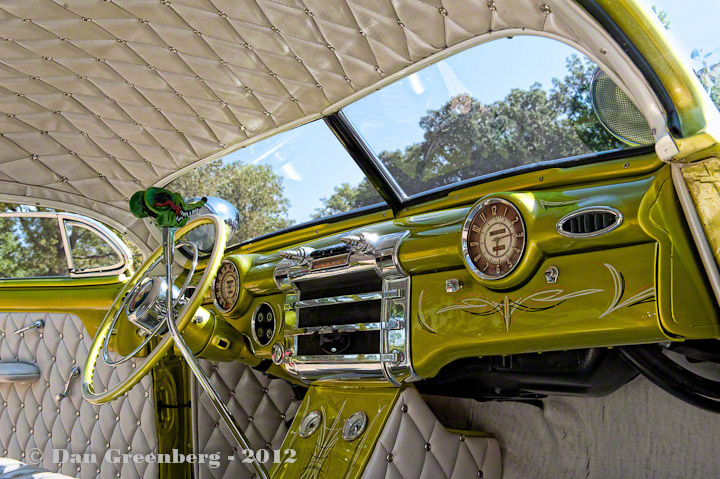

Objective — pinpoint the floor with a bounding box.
[424,373,720,479]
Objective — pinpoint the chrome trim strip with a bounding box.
[555,206,624,238]
[284,320,404,337]
[672,164,720,306]
[287,290,402,309]
[0,211,133,278]
[289,352,403,364]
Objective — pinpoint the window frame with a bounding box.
[0,211,132,279]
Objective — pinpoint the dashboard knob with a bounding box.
[340,232,378,254]
[279,246,313,263]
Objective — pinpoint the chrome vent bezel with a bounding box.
[556,206,623,238]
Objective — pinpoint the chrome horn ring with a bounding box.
[101,241,198,367]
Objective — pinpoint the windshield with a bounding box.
[168,120,383,246]
[343,36,635,197]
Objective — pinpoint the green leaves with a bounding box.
[169,159,293,244]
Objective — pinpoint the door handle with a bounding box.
[55,367,81,402]
[14,320,44,335]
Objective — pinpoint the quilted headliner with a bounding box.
[0,0,617,247]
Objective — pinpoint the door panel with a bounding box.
[0,312,158,478]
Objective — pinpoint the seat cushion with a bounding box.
[191,360,300,479]
[361,387,502,479]
[0,458,77,478]
[0,312,158,478]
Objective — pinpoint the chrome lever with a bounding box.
[14,320,44,335]
[55,367,80,402]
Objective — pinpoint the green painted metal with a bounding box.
[271,384,401,479]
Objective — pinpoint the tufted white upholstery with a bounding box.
[0,458,77,478]
[361,387,501,479]
[0,0,586,246]
[0,312,158,479]
[191,360,300,479]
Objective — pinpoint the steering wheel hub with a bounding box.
[126,276,182,334]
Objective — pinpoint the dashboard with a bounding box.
[198,156,720,385]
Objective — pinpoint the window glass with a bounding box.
[65,221,123,272]
[343,36,633,197]
[169,120,384,246]
[639,0,719,112]
[0,216,68,278]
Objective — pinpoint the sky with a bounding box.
[205,1,720,226]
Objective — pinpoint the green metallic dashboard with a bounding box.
[202,152,720,382]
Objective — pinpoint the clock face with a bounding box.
[462,198,525,280]
[212,260,240,312]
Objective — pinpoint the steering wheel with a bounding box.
[81,215,226,404]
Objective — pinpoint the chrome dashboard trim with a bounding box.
[284,320,405,337]
[275,229,418,385]
[556,206,624,238]
[285,290,403,310]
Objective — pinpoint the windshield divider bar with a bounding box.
[324,111,405,213]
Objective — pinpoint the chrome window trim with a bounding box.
[555,206,624,238]
[0,211,132,279]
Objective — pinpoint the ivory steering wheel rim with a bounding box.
[81,215,227,404]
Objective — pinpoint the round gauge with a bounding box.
[212,260,240,312]
[462,198,526,280]
[252,303,276,346]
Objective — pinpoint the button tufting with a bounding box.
[386,453,394,462]
[425,442,431,451]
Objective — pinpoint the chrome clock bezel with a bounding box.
[461,197,526,281]
[211,259,241,313]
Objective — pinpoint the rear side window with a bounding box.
[0,216,68,278]
[64,221,124,273]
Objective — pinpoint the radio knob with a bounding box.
[279,247,313,262]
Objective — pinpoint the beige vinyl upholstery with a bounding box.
[0,0,594,247]
[361,387,501,479]
[191,360,300,479]
[0,312,159,479]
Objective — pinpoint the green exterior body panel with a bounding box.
[271,384,401,479]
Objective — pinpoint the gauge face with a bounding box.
[462,198,525,280]
[212,260,240,312]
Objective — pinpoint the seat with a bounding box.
[191,361,300,479]
[0,458,77,478]
[361,387,502,479]
[0,312,159,478]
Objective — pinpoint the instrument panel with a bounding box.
[204,159,720,384]
[462,197,526,280]
[212,260,240,312]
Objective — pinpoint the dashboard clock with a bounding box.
[212,260,240,312]
[462,197,526,280]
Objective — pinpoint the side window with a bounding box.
[0,216,69,278]
[64,221,124,273]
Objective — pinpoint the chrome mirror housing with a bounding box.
[181,197,240,255]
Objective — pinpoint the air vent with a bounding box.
[557,207,622,238]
